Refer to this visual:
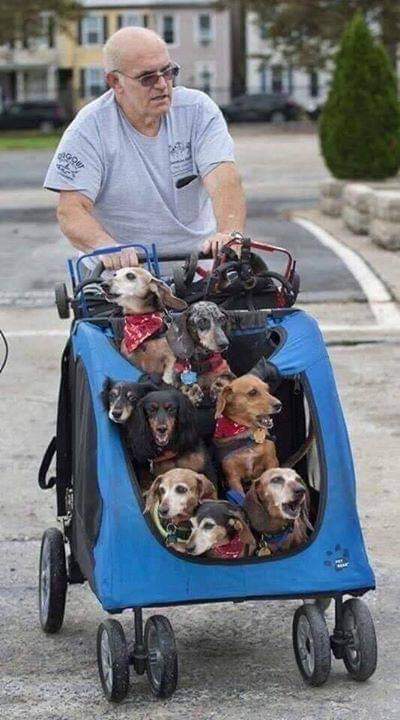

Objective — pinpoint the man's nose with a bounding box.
[154,73,168,91]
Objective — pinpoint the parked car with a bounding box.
[304,100,325,121]
[0,101,68,132]
[220,93,302,123]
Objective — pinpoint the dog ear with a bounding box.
[127,381,158,402]
[243,479,270,532]
[176,392,198,452]
[166,311,195,358]
[149,278,187,311]
[128,400,156,463]
[196,474,217,501]
[100,377,113,410]
[227,516,256,555]
[144,475,163,514]
[215,384,233,418]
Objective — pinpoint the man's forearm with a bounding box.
[57,202,116,253]
[204,163,246,234]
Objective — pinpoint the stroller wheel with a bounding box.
[342,599,377,681]
[38,528,67,634]
[97,620,129,702]
[144,615,178,698]
[293,605,331,686]
[54,283,70,319]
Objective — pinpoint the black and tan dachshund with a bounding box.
[101,377,156,423]
[128,388,216,481]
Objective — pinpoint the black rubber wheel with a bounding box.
[342,599,377,681]
[97,619,129,702]
[293,604,331,686]
[144,615,178,698]
[38,528,67,634]
[55,283,70,319]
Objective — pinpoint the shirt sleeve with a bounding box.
[43,124,104,202]
[193,93,235,179]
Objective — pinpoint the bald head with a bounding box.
[103,27,167,74]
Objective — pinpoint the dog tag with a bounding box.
[253,428,266,443]
[181,370,198,385]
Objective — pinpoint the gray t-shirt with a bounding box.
[44,86,235,263]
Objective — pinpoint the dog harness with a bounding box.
[209,533,247,559]
[193,353,231,376]
[256,523,294,556]
[123,313,165,353]
[213,415,258,462]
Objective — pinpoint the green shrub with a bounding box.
[319,12,400,180]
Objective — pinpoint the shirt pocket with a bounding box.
[174,176,201,225]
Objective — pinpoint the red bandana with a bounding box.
[214,415,248,439]
[210,534,245,559]
[123,313,164,353]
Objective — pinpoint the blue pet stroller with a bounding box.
[38,238,377,701]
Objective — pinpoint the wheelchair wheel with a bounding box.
[342,599,377,681]
[145,615,178,698]
[38,528,67,634]
[293,604,331,686]
[97,619,129,702]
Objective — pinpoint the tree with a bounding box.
[0,0,83,47]
[319,13,400,179]
[244,0,400,70]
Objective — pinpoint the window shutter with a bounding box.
[48,17,55,48]
[103,16,108,42]
[78,19,82,45]
[79,68,85,99]
[143,14,149,28]
[117,14,123,29]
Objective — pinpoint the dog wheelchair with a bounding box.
[38,238,377,701]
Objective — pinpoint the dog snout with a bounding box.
[112,409,122,420]
[293,485,306,499]
[271,399,282,414]
[185,544,196,554]
[158,504,169,517]
[157,424,168,434]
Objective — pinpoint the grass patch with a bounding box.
[0,130,63,150]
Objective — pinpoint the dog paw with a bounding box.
[180,383,204,406]
[324,544,350,571]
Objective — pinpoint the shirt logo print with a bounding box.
[56,151,85,180]
[169,141,191,165]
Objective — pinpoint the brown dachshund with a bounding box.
[244,468,313,556]
[213,375,282,494]
[102,267,187,385]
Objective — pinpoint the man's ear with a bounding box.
[149,278,187,311]
[215,384,233,418]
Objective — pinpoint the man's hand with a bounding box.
[201,232,234,258]
[100,247,139,270]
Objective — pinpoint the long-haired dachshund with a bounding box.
[101,377,156,423]
[176,301,235,402]
[102,267,187,385]
[183,500,256,558]
[213,375,282,494]
[244,468,313,556]
[128,388,216,481]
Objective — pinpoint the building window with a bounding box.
[258,63,267,93]
[197,13,213,45]
[81,16,104,45]
[162,15,176,44]
[118,13,147,29]
[196,62,215,96]
[259,22,268,40]
[84,67,105,98]
[271,65,283,94]
[24,70,48,99]
[309,69,319,98]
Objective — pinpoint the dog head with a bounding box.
[186,302,230,356]
[102,267,187,314]
[215,375,282,431]
[244,468,312,532]
[144,469,216,522]
[101,377,156,423]
[184,500,255,556]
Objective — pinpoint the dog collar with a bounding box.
[256,523,294,556]
[150,504,192,545]
[193,353,230,375]
[124,313,165,353]
[214,415,248,439]
[209,533,246,559]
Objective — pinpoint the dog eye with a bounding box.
[202,521,215,531]
[247,388,258,397]
[159,487,166,496]
[270,476,284,485]
[126,392,136,402]
[110,390,118,398]
[126,272,136,281]
[175,485,188,494]
[198,318,210,331]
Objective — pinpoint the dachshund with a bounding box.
[213,375,282,494]
[101,377,156,423]
[174,301,235,402]
[144,468,217,547]
[182,500,257,558]
[102,267,187,385]
[127,388,216,481]
[244,468,313,556]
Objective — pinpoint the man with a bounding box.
[44,27,246,270]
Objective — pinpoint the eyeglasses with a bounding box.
[113,63,180,88]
